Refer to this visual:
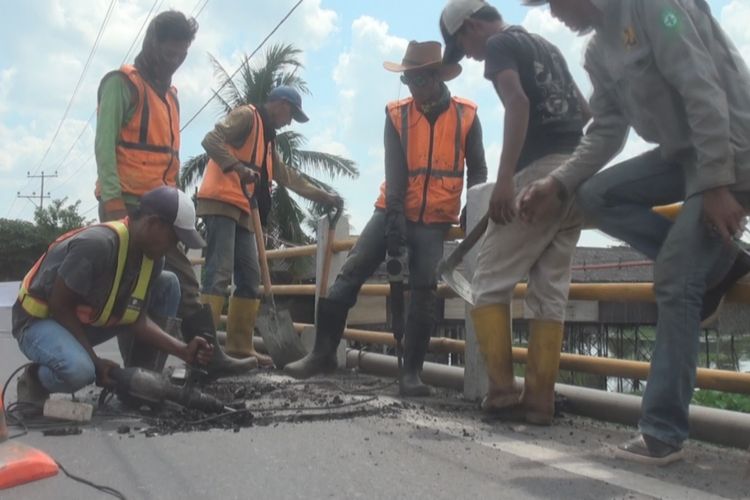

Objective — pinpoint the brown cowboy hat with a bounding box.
[383,40,462,81]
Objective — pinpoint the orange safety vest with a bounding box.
[95,64,181,198]
[17,220,155,327]
[375,96,477,224]
[197,104,274,213]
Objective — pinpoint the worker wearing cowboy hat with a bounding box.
[285,41,488,396]
[439,0,590,424]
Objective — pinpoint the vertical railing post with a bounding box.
[298,214,350,360]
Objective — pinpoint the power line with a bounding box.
[180,0,305,132]
[190,0,209,18]
[49,0,160,182]
[26,0,117,180]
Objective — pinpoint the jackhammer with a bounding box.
[109,367,232,414]
[386,250,407,393]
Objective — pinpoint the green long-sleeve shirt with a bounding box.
[95,73,140,208]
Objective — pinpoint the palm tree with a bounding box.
[180,43,358,248]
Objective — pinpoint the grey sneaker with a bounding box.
[614,434,684,466]
[16,364,50,412]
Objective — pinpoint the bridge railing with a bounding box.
[189,201,750,396]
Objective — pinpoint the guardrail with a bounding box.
[205,202,750,397]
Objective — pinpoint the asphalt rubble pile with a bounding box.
[107,372,407,437]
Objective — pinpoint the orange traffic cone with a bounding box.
[0,391,59,490]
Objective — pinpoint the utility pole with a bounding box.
[17,171,58,210]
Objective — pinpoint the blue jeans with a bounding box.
[577,149,738,446]
[202,215,260,299]
[17,271,181,394]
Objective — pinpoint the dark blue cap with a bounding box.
[268,86,309,123]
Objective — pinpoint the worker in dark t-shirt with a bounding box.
[440,0,590,425]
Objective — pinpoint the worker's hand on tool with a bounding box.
[489,180,517,225]
[459,205,468,231]
[236,164,260,184]
[94,358,120,388]
[703,186,747,244]
[183,337,213,366]
[324,193,344,210]
[518,175,564,224]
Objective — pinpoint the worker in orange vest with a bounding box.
[285,41,488,396]
[13,187,212,411]
[94,11,252,377]
[197,86,343,366]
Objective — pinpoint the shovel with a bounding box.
[242,185,306,368]
[437,212,489,305]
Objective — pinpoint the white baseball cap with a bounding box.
[440,0,490,64]
[140,186,206,249]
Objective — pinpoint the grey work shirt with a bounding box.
[12,225,162,338]
[551,0,750,198]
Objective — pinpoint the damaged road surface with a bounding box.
[4,369,750,500]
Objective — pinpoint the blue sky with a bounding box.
[1,0,748,247]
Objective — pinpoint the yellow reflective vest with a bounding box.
[18,219,155,327]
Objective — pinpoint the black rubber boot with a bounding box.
[182,304,257,380]
[284,297,349,379]
[400,289,435,397]
[117,316,179,373]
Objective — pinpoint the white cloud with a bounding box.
[721,1,750,64]
[0,0,339,220]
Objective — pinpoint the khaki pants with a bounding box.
[472,154,582,322]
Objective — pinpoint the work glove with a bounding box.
[325,192,344,210]
[385,212,407,257]
[235,162,260,184]
[459,205,468,232]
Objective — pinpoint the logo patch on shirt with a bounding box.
[663,11,679,30]
[623,26,637,48]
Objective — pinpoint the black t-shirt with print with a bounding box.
[484,26,585,170]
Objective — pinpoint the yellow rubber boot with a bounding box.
[522,319,564,425]
[201,294,225,330]
[226,297,273,367]
[470,304,520,412]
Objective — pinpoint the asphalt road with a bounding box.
[2,330,749,500]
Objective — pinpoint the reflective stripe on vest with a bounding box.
[197,105,274,213]
[94,64,181,198]
[17,220,155,327]
[374,96,477,224]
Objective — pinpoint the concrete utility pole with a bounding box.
[17,171,57,210]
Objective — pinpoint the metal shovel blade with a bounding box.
[439,261,475,305]
[256,302,307,368]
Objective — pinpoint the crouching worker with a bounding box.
[13,186,212,409]
[285,41,488,396]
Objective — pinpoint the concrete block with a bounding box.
[43,399,93,423]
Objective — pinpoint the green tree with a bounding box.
[0,219,49,281]
[180,43,358,247]
[34,198,93,243]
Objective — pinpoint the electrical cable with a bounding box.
[2,364,127,498]
[186,395,379,425]
[51,0,161,188]
[55,460,127,500]
[180,0,304,132]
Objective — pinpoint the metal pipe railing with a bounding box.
[259,281,750,303]
[345,349,750,450]
[289,322,750,394]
